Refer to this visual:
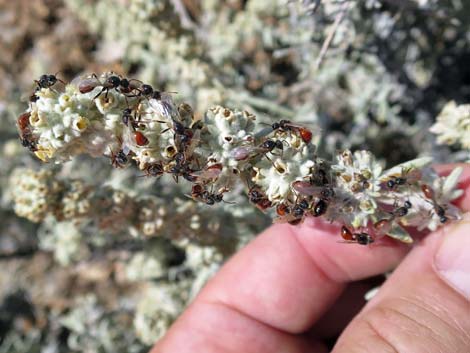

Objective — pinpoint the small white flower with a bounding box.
[430,101,470,149]
[402,167,464,231]
[332,150,383,227]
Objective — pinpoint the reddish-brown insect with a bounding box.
[272,120,313,144]
[189,184,230,205]
[188,184,207,203]
[420,183,448,223]
[340,226,374,245]
[292,180,332,217]
[257,198,273,211]
[71,74,102,94]
[17,112,38,152]
[182,129,201,159]
[421,184,434,199]
[248,186,272,211]
[189,184,205,202]
[276,203,291,216]
[341,226,354,241]
[17,112,31,131]
[134,131,149,146]
[298,128,312,144]
[374,199,412,235]
[274,199,309,225]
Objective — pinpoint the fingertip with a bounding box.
[332,218,470,353]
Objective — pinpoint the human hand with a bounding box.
[151,165,470,353]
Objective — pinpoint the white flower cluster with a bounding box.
[430,101,470,151]
[10,169,63,223]
[17,72,464,245]
[134,283,186,344]
[59,295,146,352]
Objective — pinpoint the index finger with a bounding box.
[199,221,409,334]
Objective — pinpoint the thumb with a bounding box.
[333,213,470,353]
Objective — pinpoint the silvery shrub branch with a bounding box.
[16,72,464,245]
[10,168,237,245]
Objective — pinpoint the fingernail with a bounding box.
[434,220,470,300]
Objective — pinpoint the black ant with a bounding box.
[247,185,272,212]
[312,198,328,217]
[189,184,232,205]
[169,154,197,183]
[273,198,309,225]
[385,168,421,190]
[122,108,134,127]
[292,199,309,218]
[93,75,135,99]
[373,200,412,236]
[110,149,129,168]
[291,180,334,217]
[341,226,375,245]
[421,184,449,223]
[139,84,154,97]
[390,200,412,218]
[35,73,65,90]
[74,73,139,99]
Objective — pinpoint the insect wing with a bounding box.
[190,166,222,183]
[292,181,324,197]
[380,157,432,181]
[254,126,275,139]
[185,129,201,158]
[385,224,413,244]
[149,93,177,118]
[230,146,250,161]
[122,124,137,150]
[405,168,422,183]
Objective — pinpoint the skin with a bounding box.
[152,165,470,352]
